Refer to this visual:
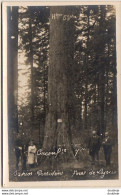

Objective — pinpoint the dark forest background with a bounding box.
[7,5,118,173]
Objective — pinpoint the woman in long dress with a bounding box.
[27,140,37,168]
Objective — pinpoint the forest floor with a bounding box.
[9,144,118,182]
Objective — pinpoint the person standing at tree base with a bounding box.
[27,140,37,168]
[102,131,112,166]
[22,144,28,171]
[88,131,100,165]
[14,133,22,170]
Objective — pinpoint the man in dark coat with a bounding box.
[102,131,112,166]
[88,131,101,164]
[15,133,22,170]
[22,144,28,171]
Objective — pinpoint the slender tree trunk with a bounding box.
[43,61,46,119]
[7,7,18,179]
[84,11,90,130]
[43,7,76,163]
[29,12,34,135]
[105,43,109,129]
[100,69,105,135]
[84,82,88,130]
[92,82,97,130]
[98,56,105,136]
[97,7,106,136]
[7,7,18,133]
[112,48,117,132]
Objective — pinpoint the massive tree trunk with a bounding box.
[42,7,76,162]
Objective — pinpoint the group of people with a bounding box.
[14,130,113,171]
[88,130,113,166]
[15,134,37,171]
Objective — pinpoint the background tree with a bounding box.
[7,6,18,134]
[18,6,49,143]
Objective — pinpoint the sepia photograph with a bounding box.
[2,1,121,187]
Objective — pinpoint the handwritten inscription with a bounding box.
[13,170,33,177]
[37,147,87,157]
[95,168,117,179]
[37,148,67,158]
[72,170,86,177]
[71,168,117,179]
[13,168,117,179]
[37,170,63,176]
[51,13,76,21]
